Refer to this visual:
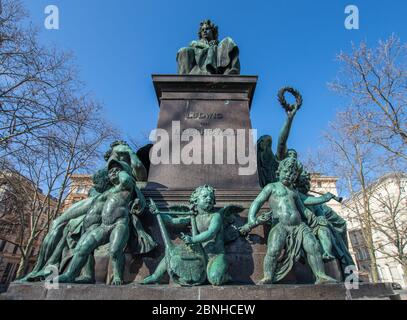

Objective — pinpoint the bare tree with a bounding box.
[0,0,118,278]
[0,96,117,278]
[320,110,382,282]
[329,35,407,163]
[306,35,407,283]
[368,173,407,284]
[0,0,76,155]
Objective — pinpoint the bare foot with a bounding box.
[322,252,336,262]
[315,275,338,285]
[55,274,74,284]
[257,278,273,285]
[140,275,159,285]
[75,275,95,284]
[111,277,124,286]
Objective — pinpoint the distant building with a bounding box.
[0,171,57,289]
[341,173,407,288]
[62,174,94,209]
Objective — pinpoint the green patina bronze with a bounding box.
[19,141,156,285]
[177,20,240,75]
[295,170,356,277]
[142,186,243,286]
[257,87,303,188]
[241,157,339,285]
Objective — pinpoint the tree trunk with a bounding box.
[15,254,29,280]
[368,247,379,283]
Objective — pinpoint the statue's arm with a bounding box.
[248,185,273,225]
[302,193,335,206]
[276,114,295,161]
[160,213,191,226]
[53,197,93,227]
[127,147,147,181]
[118,171,135,191]
[190,213,222,244]
[296,195,318,225]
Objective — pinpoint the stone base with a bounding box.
[1,282,398,300]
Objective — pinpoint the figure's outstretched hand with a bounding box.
[148,199,159,215]
[239,224,252,236]
[180,232,194,244]
[287,105,299,119]
[324,192,338,202]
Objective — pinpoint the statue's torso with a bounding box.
[101,185,132,226]
[195,212,224,255]
[83,195,105,229]
[268,183,302,227]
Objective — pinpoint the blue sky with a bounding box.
[22,0,407,158]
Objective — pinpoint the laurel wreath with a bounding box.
[278,87,303,112]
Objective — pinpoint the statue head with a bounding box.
[190,185,216,212]
[286,148,298,159]
[276,157,302,187]
[294,170,311,194]
[198,19,218,43]
[104,140,130,161]
[90,168,113,195]
[107,159,133,185]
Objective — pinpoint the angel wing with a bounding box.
[257,135,279,188]
[219,205,244,244]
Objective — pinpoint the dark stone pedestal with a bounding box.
[147,75,259,190]
[1,282,398,300]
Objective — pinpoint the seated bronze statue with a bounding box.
[177,19,240,75]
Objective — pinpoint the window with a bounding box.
[0,240,6,252]
[1,263,12,284]
[317,182,322,188]
[12,244,19,255]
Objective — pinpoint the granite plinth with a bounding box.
[2,282,398,300]
[147,75,259,190]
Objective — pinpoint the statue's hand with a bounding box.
[316,216,329,226]
[287,105,299,119]
[180,233,194,244]
[239,224,252,236]
[148,199,159,215]
[324,192,336,201]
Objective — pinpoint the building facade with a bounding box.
[0,172,57,290]
[341,173,407,288]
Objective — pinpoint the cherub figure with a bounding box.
[294,170,355,276]
[241,157,338,285]
[55,159,156,285]
[142,185,243,286]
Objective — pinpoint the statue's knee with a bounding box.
[318,228,330,239]
[110,248,124,260]
[178,47,194,56]
[207,270,224,286]
[74,244,91,257]
[267,246,282,260]
[304,236,321,254]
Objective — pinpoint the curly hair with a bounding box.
[89,168,112,195]
[294,169,311,194]
[189,185,216,209]
[104,140,130,161]
[198,19,219,42]
[276,157,303,180]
